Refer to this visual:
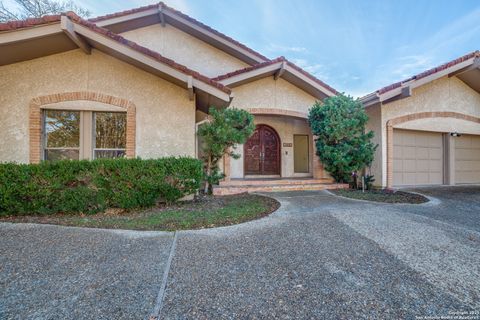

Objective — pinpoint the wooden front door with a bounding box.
[244,125,280,175]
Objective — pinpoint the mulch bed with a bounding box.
[0,193,280,231]
[331,189,429,204]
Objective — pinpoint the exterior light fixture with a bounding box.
[450,132,462,137]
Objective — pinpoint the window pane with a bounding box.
[45,149,79,161]
[94,150,126,159]
[45,110,80,148]
[95,112,126,149]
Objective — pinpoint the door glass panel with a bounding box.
[94,112,126,159]
[294,135,309,173]
[44,110,80,160]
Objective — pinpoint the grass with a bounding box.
[331,188,428,204]
[0,193,280,231]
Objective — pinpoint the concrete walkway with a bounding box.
[1,186,479,319]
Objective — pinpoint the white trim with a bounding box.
[0,23,61,45]
[218,62,283,86]
[285,64,337,97]
[161,9,266,64]
[93,7,267,65]
[72,22,231,102]
[94,8,160,27]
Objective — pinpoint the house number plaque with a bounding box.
[283,143,293,147]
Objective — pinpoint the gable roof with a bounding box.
[0,3,339,105]
[89,2,269,65]
[0,12,231,103]
[361,50,480,107]
[213,57,339,99]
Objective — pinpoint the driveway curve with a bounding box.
[1,186,479,319]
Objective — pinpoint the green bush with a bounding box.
[0,157,202,216]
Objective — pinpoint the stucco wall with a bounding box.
[120,24,249,78]
[230,77,317,114]
[378,76,480,186]
[0,49,195,163]
[230,116,314,178]
[228,77,321,178]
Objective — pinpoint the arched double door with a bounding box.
[244,124,280,175]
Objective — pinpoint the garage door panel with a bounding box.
[429,172,443,185]
[393,159,403,171]
[428,148,442,159]
[393,129,444,186]
[403,147,416,159]
[404,159,416,172]
[455,135,480,184]
[429,160,443,172]
[416,147,429,159]
[404,173,417,185]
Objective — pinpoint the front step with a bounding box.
[213,182,348,196]
[219,178,334,186]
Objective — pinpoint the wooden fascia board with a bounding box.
[71,22,230,102]
[284,65,337,97]
[218,62,283,86]
[274,61,286,80]
[448,57,480,77]
[60,16,91,54]
[160,9,266,64]
[379,58,476,104]
[0,23,61,45]
[94,8,159,27]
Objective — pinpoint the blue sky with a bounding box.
[6,0,480,97]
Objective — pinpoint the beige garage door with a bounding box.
[454,135,480,184]
[393,129,444,186]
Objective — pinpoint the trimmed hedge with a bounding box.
[0,157,203,216]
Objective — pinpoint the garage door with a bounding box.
[393,129,444,186]
[454,135,480,184]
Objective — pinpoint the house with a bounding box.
[0,3,342,194]
[361,51,480,188]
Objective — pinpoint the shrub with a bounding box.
[198,107,255,194]
[308,95,377,183]
[0,157,202,216]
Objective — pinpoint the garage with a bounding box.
[454,134,480,184]
[393,129,444,186]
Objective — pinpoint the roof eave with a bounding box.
[91,4,268,66]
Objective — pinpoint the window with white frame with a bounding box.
[43,110,126,161]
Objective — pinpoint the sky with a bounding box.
[5,0,480,97]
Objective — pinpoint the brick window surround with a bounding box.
[29,92,136,163]
[386,111,480,189]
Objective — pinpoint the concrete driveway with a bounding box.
[1,186,479,319]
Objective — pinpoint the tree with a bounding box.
[0,0,90,22]
[308,95,377,183]
[198,107,255,194]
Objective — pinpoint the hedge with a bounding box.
[0,157,203,216]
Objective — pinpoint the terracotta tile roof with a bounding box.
[0,12,231,95]
[213,56,339,95]
[88,4,158,22]
[376,50,480,95]
[0,14,61,31]
[212,57,286,81]
[89,2,269,62]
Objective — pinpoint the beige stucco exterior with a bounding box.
[0,49,196,163]
[230,77,318,114]
[227,77,326,178]
[230,116,314,178]
[120,24,249,78]
[371,76,480,187]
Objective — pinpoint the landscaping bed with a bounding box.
[0,193,280,231]
[331,189,428,204]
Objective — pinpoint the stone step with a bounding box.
[219,178,334,186]
[213,182,348,196]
